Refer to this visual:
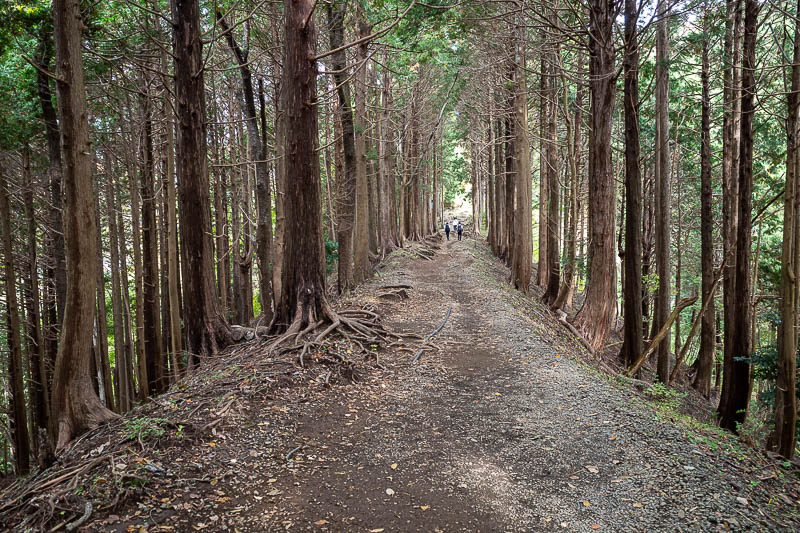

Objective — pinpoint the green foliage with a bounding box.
[325,238,338,275]
[121,416,167,440]
[645,382,687,411]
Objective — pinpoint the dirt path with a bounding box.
[76,232,799,533]
[219,234,797,532]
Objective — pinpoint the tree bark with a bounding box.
[171,0,232,365]
[553,52,583,311]
[721,0,743,416]
[619,0,643,369]
[35,30,66,381]
[774,0,800,458]
[694,31,716,398]
[653,0,672,383]
[573,0,618,350]
[719,0,757,433]
[354,5,372,283]
[327,0,356,293]
[271,0,328,332]
[21,151,49,437]
[139,89,165,395]
[511,14,531,293]
[50,0,117,449]
[543,41,561,304]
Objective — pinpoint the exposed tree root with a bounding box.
[262,299,417,373]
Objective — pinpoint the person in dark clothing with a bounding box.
[445,223,451,240]
[457,223,463,241]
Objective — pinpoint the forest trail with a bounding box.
[28,230,798,532]
[210,232,794,532]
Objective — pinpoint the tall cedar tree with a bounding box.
[511,6,532,293]
[171,0,232,364]
[573,0,618,349]
[327,0,357,294]
[49,0,117,450]
[620,0,643,368]
[693,24,715,397]
[719,0,757,432]
[271,0,328,332]
[653,0,672,383]
[774,0,800,457]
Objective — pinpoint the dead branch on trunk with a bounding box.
[628,294,698,377]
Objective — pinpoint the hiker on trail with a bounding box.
[457,223,463,241]
[445,222,451,240]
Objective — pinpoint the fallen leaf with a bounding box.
[420,505,430,511]
[390,463,397,470]
[369,529,385,533]
[314,520,328,526]
[583,500,591,507]
[591,525,601,530]
[585,465,599,474]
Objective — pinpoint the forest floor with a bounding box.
[4,226,800,532]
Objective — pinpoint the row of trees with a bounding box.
[0,0,462,474]
[4,0,800,474]
[461,0,800,458]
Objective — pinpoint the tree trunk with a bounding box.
[495,118,506,257]
[537,44,549,287]
[573,0,618,350]
[721,0,743,417]
[218,13,273,322]
[106,177,132,412]
[171,0,232,365]
[140,90,165,395]
[619,0,643,369]
[543,41,561,304]
[0,171,31,474]
[554,52,583,310]
[653,0,672,383]
[93,184,114,409]
[22,151,49,437]
[49,0,117,449]
[719,0,757,433]
[354,6,372,283]
[327,0,356,293]
[272,62,286,310]
[35,31,66,382]
[504,83,516,269]
[271,0,328,332]
[511,15,532,293]
[694,32,715,398]
[774,0,800,458]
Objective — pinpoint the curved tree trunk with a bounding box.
[50,0,117,450]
